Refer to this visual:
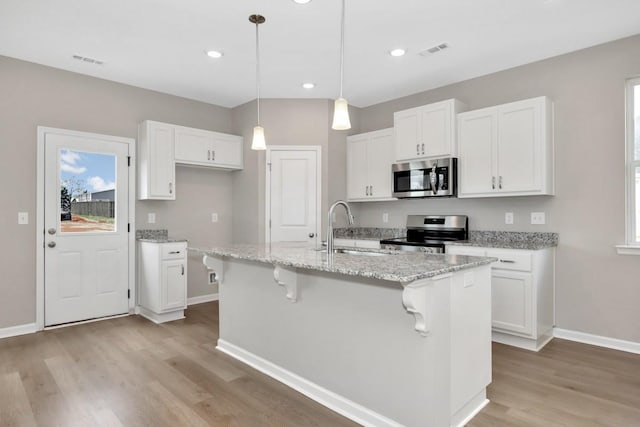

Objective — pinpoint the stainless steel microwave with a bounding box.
[392,157,457,198]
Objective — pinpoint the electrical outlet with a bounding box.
[211,213,218,223]
[18,212,29,225]
[382,213,389,223]
[531,212,546,225]
[505,212,514,225]
[148,213,156,224]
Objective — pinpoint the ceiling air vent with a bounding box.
[419,43,449,56]
[72,54,104,65]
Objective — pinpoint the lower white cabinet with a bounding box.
[448,245,555,351]
[138,241,188,323]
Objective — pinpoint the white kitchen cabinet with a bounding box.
[138,121,176,200]
[174,126,243,170]
[457,96,554,198]
[447,245,555,351]
[394,99,466,161]
[347,128,395,201]
[138,241,187,323]
[333,238,381,249]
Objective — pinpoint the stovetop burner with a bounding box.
[379,215,468,253]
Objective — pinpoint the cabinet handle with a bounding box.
[499,259,516,263]
[365,185,369,196]
[169,182,173,194]
[370,185,373,195]
[212,150,215,161]
[491,176,495,190]
[416,144,420,155]
[181,264,185,275]
[169,251,181,254]
[499,176,503,190]
[207,150,210,161]
[421,143,425,155]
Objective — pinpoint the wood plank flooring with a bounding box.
[1,302,639,426]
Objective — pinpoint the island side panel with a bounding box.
[217,258,455,427]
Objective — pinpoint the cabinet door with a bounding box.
[421,101,453,158]
[394,107,421,161]
[174,126,214,165]
[457,108,497,197]
[143,121,175,200]
[496,98,543,193]
[161,259,186,311]
[367,131,394,199]
[211,133,243,169]
[491,270,533,336]
[346,135,369,200]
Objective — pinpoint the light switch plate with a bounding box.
[148,213,156,224]
[505,212,514,225]
[18,212,28,225]
[382,213,389,223]
[211,213,218,223]
[531,212,546,225]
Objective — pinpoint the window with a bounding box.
[625,78,640,245]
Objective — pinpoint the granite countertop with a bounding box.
[136,229,187,243]
[138,238,188,243]
[189,242,496,284]
[448,231,558,250]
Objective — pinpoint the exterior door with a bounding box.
[267,147,320,244]
[43,130,130,326]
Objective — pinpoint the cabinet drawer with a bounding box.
[161,243,186,260]
[486,249,531,271]
[447,245,486,256]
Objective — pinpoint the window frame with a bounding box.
[624,78,640,246]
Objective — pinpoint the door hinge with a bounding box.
[127,156,131,167]
[127,289,131,299]
[269,219,272,228]
[127,223,130,233]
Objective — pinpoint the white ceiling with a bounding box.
[1,0,640,108]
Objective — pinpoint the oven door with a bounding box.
[392,158,456,198]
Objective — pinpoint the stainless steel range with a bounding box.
[380,215,468,253]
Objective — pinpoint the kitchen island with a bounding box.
[191,243,496,427]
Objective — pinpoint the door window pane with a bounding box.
[635,85,640,161]
[59,150,116,233]
[636,167,640,242]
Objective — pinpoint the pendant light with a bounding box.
[250,14,267,150]
[332,0,351,130]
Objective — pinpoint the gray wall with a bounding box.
[230,99,360,243]
[0,55,233,328]
[352,34,640,343]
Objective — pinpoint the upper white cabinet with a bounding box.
[138,120,243,200]
[394,99,467,161]
[174,126,243,170]
[457,96,554,198]
[138,121,176,200]
[347,128,395,201]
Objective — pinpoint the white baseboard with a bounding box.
[0,322,37,339]
[187,293,219,306]
[554,328,640,355]
[216,339,403,427]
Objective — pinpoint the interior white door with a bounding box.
[268,147,320,244]
[44,131,130,326]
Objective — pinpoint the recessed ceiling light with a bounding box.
[302,82,315,89]
[293,0,312,4]
[389,48,407,57]
[206,50,223,59]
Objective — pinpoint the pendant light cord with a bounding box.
[339,0,345,98]
[255,20,261,125]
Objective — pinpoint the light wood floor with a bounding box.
[1,302,638,427]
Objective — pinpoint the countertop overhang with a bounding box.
[189,242,496,284]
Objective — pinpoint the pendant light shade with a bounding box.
[250,14,267,150]
[332,98,351,130]
[332,0,351,130]
[251,125,266,150]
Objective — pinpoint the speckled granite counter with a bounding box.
[448,231,558,250]
[190,242,495,283]
[136,229,187,243]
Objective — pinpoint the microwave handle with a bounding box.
[429,164,438,194]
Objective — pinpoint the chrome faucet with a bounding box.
[327,200,354,254]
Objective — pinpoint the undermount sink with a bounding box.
[317,248,391,257]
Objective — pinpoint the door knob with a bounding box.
[308,233,315,238]
[48,228,56,235]
[47,241,56,248]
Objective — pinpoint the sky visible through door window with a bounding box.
[60,149,116,233]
